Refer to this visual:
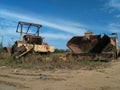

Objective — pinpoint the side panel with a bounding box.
[67,35,101,54]
[15,41,54,53]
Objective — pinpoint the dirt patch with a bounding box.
[0,58,120,90]
[0,80,29,90]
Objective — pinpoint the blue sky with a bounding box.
[0,0,120,49]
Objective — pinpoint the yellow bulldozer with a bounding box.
[6,21,54,59]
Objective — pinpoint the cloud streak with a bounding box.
[41,33,72,40]
[0,9,87,35]
[107,0,120,10]
[108,23,120,33]
[0,9,88,48]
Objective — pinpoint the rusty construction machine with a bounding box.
[9,21,54,59]
[67,32,119,60]
[4,21,119,61]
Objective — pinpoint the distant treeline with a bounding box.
[54,48,70,53]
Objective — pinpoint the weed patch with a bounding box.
[0,53,110,70]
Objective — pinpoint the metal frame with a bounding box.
[16,21,42,40]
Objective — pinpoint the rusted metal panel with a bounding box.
[15,41,26,44]
[23,35,43,45]
[67,32,118,55]
[67,34,101,54]
[15,45,26,53]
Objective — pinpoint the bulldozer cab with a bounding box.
[16,21,42,41]
[16,21,43,45]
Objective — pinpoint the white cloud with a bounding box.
[41,33,72,40]
[0,9,88,48]
[0,9,87,35]
[0,27,18,36]
[115,14,120,18]
[107,0,120,10]
[108,23,120,33]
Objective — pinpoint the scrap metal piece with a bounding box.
[67,32,119,60]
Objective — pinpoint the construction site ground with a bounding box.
[0,59,120,90]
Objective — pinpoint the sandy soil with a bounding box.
[0,59,120,90]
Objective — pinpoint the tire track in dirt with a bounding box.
[0,80,29,88]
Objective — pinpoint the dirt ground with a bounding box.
[0,59,120,90]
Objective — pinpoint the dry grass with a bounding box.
[0,52,110,70]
